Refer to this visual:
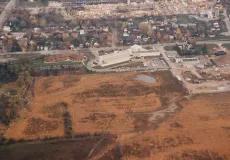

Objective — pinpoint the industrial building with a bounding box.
[98,50,132,67]
[130,45,161,57]
[175,57,200,63]
[98,45,161,67]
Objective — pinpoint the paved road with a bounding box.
[84,40,230,73]
[155,45,230,94]
[1,40,230,56]
[221,9,230,36]
[0,0,18,28]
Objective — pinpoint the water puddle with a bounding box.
[135,75,156,84]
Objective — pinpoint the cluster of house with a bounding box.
[119,15,226,45]
[208,22,221,38]
[97,44,160,67]
[44,54,85,63]
[48,0,128,7]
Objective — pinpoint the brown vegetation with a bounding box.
[2,71,230,160]
[99,92,230,160]
[24,118,60,135]
[0,136,116,160]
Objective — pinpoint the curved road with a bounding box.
[0,0,18,28]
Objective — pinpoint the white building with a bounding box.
[175,57,200,63]
[98,45,161,67]
[99,50,132,67]
[48,1,62,8]
[3,26,11,32]
[129,45,160,57]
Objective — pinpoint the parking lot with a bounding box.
[165,51,180,58]
[144,58,169,69]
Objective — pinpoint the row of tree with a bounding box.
[175,43,208,56]
[0,59,33,125]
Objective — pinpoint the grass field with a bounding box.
[3,71,184,140]
[100,93,230,160]
[1,71,230,159]
[0,136,116,160]
[177,15,198,24]
[164,44,219,54]
[222,43,230,49]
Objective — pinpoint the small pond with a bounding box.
[135,75,156,84]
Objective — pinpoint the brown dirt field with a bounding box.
[4,72,173,140]
[0,136,116,160]
[2,72,230,160]
[98,93,230,160]
[213,53,230,65]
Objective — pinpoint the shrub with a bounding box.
[18,138,25,142]
[94,132,102,136]
[73,132,90,138]
[7,138,16,145]
[43,136,50,141]
[0,136,7,145]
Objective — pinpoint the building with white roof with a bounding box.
[99,50,132,67]
[98,45,161,67]
[129,44,161,57]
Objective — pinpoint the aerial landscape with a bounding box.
[0,0,230,159]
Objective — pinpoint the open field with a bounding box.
[213,53,230,65]
[99,93,230,160]
[0,136,116,160]
[164,44,219,54]
[177,15,198,24]
[1,85,230,159]
[1,71,230,159]
[3,71,184,140]
[222,43,230,49]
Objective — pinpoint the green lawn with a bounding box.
[32,60,82,68]
[205,36,230,41]
[222,43,230,49]
[177,15,198,24]
[164,46,176,51]
[0,82,3,88]
[191,44,219,54]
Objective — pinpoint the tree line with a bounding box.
[0,58,33,125]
